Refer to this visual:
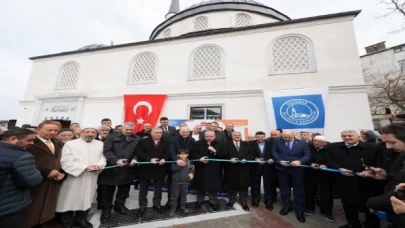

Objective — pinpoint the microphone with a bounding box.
[207,142,216,156]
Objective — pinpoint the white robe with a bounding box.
[56,138,106,212]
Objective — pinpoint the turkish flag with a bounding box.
[123,95,167,132]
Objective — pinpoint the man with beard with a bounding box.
[56,125,106,228]
[0,128,43,228]
[166,126,195,210]
[191,130,226,211]
[326,130,381,228]
[22,120,66,228]
[250,131,277,210]
[96,125,111,142]
[136,127,170,217]
[365,123,405,227]
[56,128,75,143]
[99,122,141,224]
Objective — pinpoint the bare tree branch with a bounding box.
[377,0,405,32]
[364,66,405,114]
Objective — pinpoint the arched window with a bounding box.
[129,52,158,84]
[269,34,316,75]
[163,28,171,38]
[194,16,208,31]
[189,45,225,80]
[56,62,79,89]
[235,13,252,27]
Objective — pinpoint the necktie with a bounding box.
[46,140,54,154]
[285,142,291,152]
[236,142,240,152]
[165,127,168,134]
[347,145,352,149]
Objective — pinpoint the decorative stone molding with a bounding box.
[21,85,371,104]
[34,92,88,100]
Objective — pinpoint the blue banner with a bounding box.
[271,94,325,129]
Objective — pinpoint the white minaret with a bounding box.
[165,0,180,19]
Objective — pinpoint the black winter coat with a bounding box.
[0,143,43,217]
[136,137,170,180]
[224,141,256,189]
[169,135,195,161]
[98,133,140,186]
[326,141,382,203]
[190,140,226,191]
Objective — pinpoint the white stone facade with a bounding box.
[18,8,372,142]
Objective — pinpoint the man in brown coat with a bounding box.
[22,120,65,228]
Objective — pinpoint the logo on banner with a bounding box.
[280,99,319,125]
[271,94,325,129]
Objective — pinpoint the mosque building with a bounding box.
[17,0,372,141]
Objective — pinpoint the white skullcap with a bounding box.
[314,135,327,141]
[81,124,98,131]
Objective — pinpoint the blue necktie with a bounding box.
[285,142,291,152]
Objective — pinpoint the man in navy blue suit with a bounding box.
[272,130,310,223]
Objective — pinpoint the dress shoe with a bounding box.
[210,203,219,211]
[76,220,94,228]
[251,198,259,207]
[296,212,306,223]
[226,202,234,209]
[169,210,176,217]
[241,203,249,212]
[114,205,130,215]
[153,205,164,214]
[324,213,336,223]
[181,208,190,214]
[303,208,314,216]
[138,208,147,217]
[195,202,203,210]
[265,203,273,211]
[279,207,293,215]
[165,201,171,210]
[100,210,111,224]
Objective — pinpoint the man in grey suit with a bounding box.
[159,117,176,140]
[272,130,310,223]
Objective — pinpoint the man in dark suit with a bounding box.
[166,126,195,209]
[199,122,227,144]
[326,130,381,228]
[272,130,310,223]
[159,117,176,140]
[136,127,170,217]
[224,131,256,211]
[250,131,277,210]
[223,123,234,141]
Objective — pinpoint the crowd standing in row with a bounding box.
[1,115,405,228]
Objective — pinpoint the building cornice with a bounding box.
[19,85,371,104]
[34,92,88,100]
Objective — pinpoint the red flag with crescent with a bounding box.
[123,95,167,132]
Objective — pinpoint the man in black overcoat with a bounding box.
[326,130,382,228]
[224,131,256,211]
[191,130,225,211]
[98,122,140,223]
[136,127,170,217]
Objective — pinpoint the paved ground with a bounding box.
[164,198,348,228]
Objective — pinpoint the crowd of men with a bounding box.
[1,115,405,228]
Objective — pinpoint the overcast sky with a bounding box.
[0,0,404,120]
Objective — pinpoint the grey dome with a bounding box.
[150,0,290,40]
[77,44,107,51]
[185,0,266,10]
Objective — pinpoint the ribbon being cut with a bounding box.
[90,158,361,176]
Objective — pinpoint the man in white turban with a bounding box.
[56,124,106,228]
